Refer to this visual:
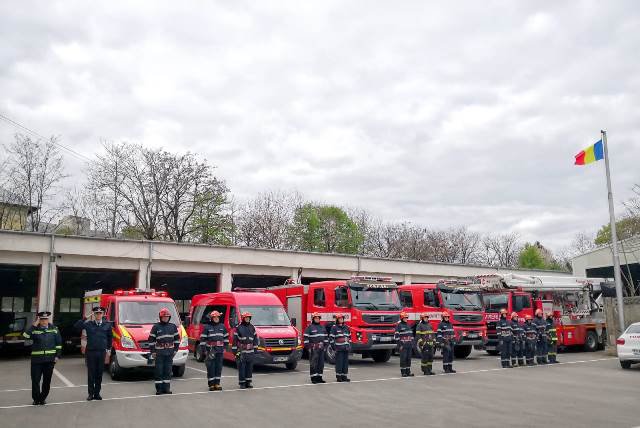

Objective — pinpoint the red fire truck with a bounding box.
[266,276,402,364]
[82,288,189,380]
[398,281,487,358]
[477,274,608,354]
[186,291,302,370]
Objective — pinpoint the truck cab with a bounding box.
[268,276,402,364]
[186,291,302,370]
[83,289,189,380]
[482,290,535,354]
[398,282,487,359]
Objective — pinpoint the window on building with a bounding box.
[58,298,82,313]
[313,288,326,307]
[1,297,25,312]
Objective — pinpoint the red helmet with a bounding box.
[500,309,508,315]
[546,312,553,318]
[400,312,409,319]
[420,312,430,319]
[525,315,533,321]
[511,312,518,319]
[209,310,222,318]
[535,309,543,316]
[334,313,345,320]
[158,308,171,318]
[442,312,450,318]
[311,312,321,319]
[241,311,252,319]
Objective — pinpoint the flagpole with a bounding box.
[602,129,626,331]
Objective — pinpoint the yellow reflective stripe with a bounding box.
[31,350,57,355]
[45,329,58,333]
[31,351,44,355]
[119,325,133,340]
[23,333,31,339]
[180,325,187,341]
[55,346,62,349]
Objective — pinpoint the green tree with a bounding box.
[518,243,546,269]
[291,204,363,254]
[594,216,640,245]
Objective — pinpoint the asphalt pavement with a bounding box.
[0,350,637,428]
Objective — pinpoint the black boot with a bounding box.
[336,376,343,382]
[246,381,253,389]
[311,376,318,384]
[518,359,525,366]
[449,367,456,373]
[317,377,326,384]
[342,375,350,382]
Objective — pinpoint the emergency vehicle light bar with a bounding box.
[113,289,169,297]
[350,275,393,282]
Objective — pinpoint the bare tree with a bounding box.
[5,134,67,232]
[482,232,522,267]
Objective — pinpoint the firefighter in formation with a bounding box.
[304,312,328,384]
[199,310,229,391]
[148,308,180,395]
[415,312,436,375]
[74,306,112,400]
[437,313,456,373]
[233,311,259,389]
[395,312,415,377]
[510,312,525,367]
[496,308,513,368]
[523,315,538,365]
[546,312,558,364]
[329,314,351,382]
[533,309,548,364]
[23,311,62,405]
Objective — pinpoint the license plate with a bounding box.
[468,334,478,339]
[273,356,288,362]
[632,349,640,356]
[378,336,393,342]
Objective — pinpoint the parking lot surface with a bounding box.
[0,350,637,428]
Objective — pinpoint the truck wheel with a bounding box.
[325,346,337,365]
[486,350,499,356]
[285,361,298,370]
[372,350,392,363]
[454,345,472,359]
[172,365,185,377]
[194,344,205,362]
[584,331,598,352]
[620,360,632,369]
[109,354,125,380]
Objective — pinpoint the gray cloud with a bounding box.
[1,0,639,252]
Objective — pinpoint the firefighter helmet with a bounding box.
[209,310,222,318]
[442,312,450,318]
[158,308,171,319]
[420,312,430,319]
[525,315,533,321]
[511,312,518,319]
[311,312,321,320]
[546,312,553,318]
[241,311,252,319]
[400,312,409,319]
[500,308,508,315]
[334,313,345,320]
[535,309,543,316]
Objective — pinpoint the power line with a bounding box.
[0,112,93,162]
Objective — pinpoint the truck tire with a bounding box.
[620,360,632,369]
[109,354,125,380]
[454,345,472,359]
[194,343,206,362]
[285,361,298,370]
[584,331,598,352]
[325,346,337,365]
[372,349,392,363]
[486,349,499,356]
[172,365,185,377]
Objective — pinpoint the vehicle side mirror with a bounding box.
[291,318,297,327]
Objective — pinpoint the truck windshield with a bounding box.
[240,306,291,327]
[118,301,180,325]
[482,293,509,313]
[440,291,483,311]
[350,287,401,310]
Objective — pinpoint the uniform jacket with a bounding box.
[74,319,113,352]
[304,322,328,350]
[199,322,229,354]
[233,322,259,354]
[23,324,62,363]
[436,320,455,344]
[496,318,513,339]
[329,324,351,351]
[148,321,180,355]
[394,321,414,348]
[415,320,436,348]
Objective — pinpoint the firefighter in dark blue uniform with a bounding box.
[199,310,229,391]
[23,311,62,405]
[510,312,525,367]
[304,312,328,384]
[233,311,259,389]
[148,308,180,395]
[523,315,538,366]
[496,308,513,368]
[74,306,112,400]
[415,312,436,375]
[395,312,414,377]
[533,309,548,364]
[437,313,456,373]
[546,312,558,364]
[329,314,351,382]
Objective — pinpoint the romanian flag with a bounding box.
[574,140,604,165]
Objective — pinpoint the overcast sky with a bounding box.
[1,1,639,251]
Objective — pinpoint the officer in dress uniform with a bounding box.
[394,312,414,377]
[74,307,112,400]
[23,311,62,405]
[304,312,328,384]
[329,314,351,382]
[233,311,259,389]
[415,312,436,375]
[199,310,229,391]
[148,308,180,395]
